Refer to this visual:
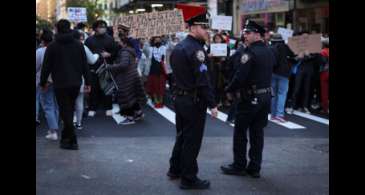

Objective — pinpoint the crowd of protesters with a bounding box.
[36,18,329,149]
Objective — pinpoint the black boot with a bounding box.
[180,177,210,190]
[246,169,261,178]
[167,171,180,180]
[220,163,247,176]
[60,135,78,150]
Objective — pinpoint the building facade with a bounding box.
[36,0,58,22]
[232,0,328,36]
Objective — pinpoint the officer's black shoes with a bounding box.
[60,142,79,150]
[220,164,247,176]
[167,171,180,180]
[246,169,261,178]
[60,139,79,150]
[180,178,210,190]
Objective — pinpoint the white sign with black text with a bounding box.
[211,16,232,31]
[67,7,87,22]
[210,43,227,57]
[277,27,293,43]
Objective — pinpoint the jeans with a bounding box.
[36,86,40,122]
[37,85,60,130]
[271,74,289,117]
[74,92,84,125]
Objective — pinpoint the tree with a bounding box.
[66,0,104,26]
[36,15,53,31]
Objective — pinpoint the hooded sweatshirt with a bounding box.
[40,32,91,89]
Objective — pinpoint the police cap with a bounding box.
[243,20,266,36]
[176,4,210,27]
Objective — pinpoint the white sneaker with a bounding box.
[45,131,58,141]
[286,107,294,115]
[106,110,113,116]
[303,107,311,114]
[88,111,96,117]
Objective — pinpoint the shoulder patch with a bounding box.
[196,50,205,62]
[241,53,250,64]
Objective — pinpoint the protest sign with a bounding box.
[211,16,232,31]
[229,39,236,49]
[67,7,87,22]
[277,27,293,43]
[287,34,322,55]
[210,43,228,57]
[113,10,185,39]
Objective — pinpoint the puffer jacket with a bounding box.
[108,46,147,108]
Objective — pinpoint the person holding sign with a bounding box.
[208,33,230,108]
[168,4,218,190]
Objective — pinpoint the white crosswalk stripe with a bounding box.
[147,99,176,124]
[205,110,306,129]
[291,110,329,125]
[146,98,306,129]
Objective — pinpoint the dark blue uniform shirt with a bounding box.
[226,41,275,92]
[170,35,216,109]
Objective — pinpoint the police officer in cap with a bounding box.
[167,7,218,190]
[220,20,276,178]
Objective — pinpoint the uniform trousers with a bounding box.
[169,95,207,181]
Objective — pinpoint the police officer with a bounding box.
[220,20,276,178]
[167,7,218,190]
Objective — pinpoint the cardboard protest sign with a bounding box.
[67,7,87,22]
[211,16,233,31]
[210,43,228,57]
[287,34,322,55]
[277,27,293,43]
[113,10,185,39]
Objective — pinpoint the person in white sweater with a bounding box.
[72,30,100,129]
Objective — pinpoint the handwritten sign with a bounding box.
[287,34,322,55]
[113,10,185,39]
[67,7,87,22]
[277,27,293,43]
[210,43,228,57]
[211,16,233,31]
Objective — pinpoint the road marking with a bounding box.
[111,104,124,124]
[148,99,305,129]
[147,99,176,124]
[268,114,306,129]
[205,110,306,129]
[292,111,329,125]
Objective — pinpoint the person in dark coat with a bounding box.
[107,37,147,125]
[40,19,91,150]
[84,20,118,117]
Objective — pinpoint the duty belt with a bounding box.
[175,89,196,96]
[247,87,272,95]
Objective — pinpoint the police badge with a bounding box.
[241,54,249,64]
[196,50,205,62]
